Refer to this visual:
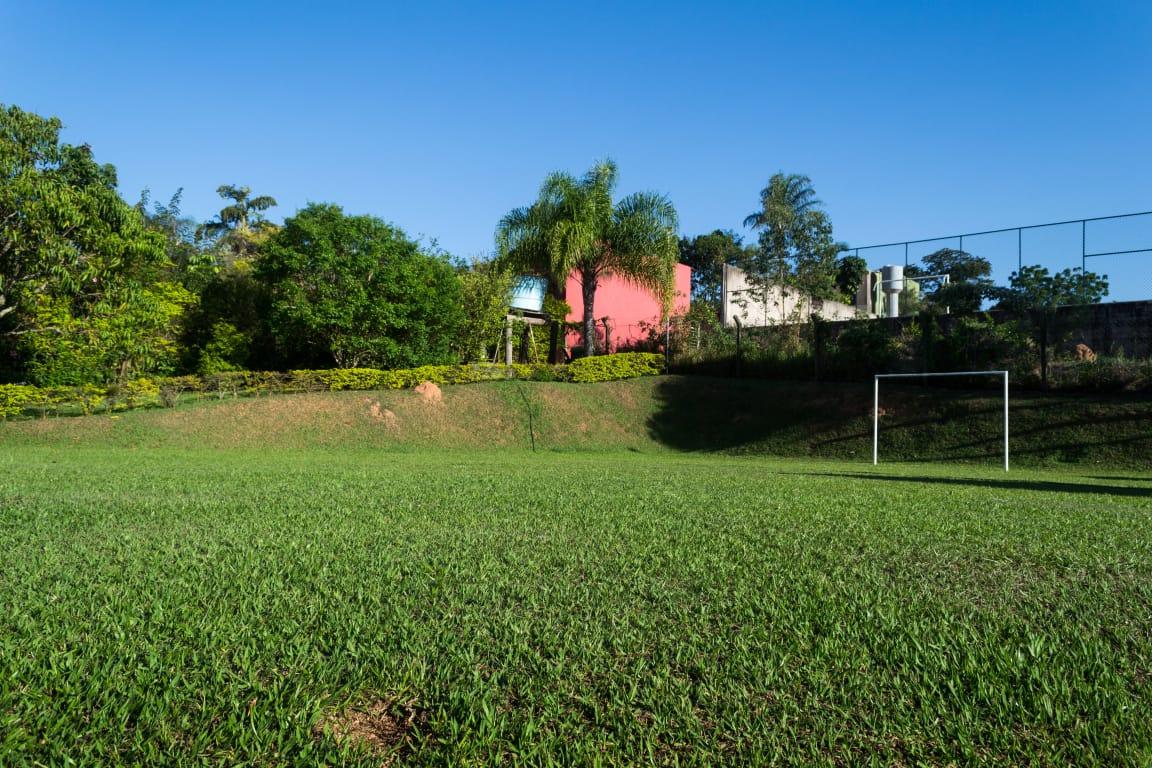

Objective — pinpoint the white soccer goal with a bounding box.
[873,371,1009,471]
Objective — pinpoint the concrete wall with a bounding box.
[820,300,1152,358]
[721,263,858,327]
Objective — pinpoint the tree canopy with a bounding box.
[497,159,678,355]
[907,248,995,314]
[741,173,846,322]
[993,265,1109,313]
[678,230,753,314]
[257,204,463,369]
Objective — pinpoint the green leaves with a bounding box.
[497,159,679,355]
[257,204,464,369]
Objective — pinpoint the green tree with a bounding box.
[257,203,463,369]
[0,105,164,335]
[834,254,869,304]
[993,265,1109,312]
[915,248,994,314]
[137,188,215,289]
[497,159,679,356]
[678,230,753,314]
[198,184,278,266]
[0,104,180,384]
[455,257,516,362]
[741,173,845,322]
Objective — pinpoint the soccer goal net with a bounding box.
[873,371,1009,471]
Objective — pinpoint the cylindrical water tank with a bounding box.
[881,264,904,317]
[509,275,547,313]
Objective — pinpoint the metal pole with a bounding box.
[1081,220,1086,273]
[1017,228,1022,271]
[873,376,879,465]
[904,242,908,267]
[1003,371,1009,472]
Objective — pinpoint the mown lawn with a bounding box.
[1,447,1150,766]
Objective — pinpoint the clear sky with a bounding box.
[2,1,1150,297]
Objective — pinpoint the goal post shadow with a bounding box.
[873,371,1009,472]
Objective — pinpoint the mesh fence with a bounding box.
[667,304,1152,393]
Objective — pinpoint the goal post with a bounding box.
[873,371,1009,471]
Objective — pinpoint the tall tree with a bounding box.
[497,159,679,356]
[916,248,994,314]
[678,230,753,315]
[993,265,1108,312]
[257,203,463,369]
[742,173,845,322]
[198,184,278,266]
[0,104,180,383]
[137,188,215,288]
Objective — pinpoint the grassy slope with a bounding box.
[3,375,1151,468]
[1,449,1149,766]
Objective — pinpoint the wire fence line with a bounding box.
[847,210,1152,305]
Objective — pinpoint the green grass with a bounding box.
[3,376,1151,468]
[2,446,1150,765]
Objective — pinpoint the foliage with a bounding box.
[567,351,665,382]
[834,253,869,303]
[993,265,1109,312]
[937,314,1033,373]
[197,321,251,374]
[0,353,670,418]
[677,230,752,313]
[0,383,38,418]
[22,281,196,386]
[137,188,214,289]
[497,159,679,356]
[197,184,278,266]
[740,173,846,323]
[455,258,516,362]
[911,248,995,314]
[258,204,464,369]
[0,104,167,373]
[828,318,899,375]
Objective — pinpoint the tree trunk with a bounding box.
[546,281,565,364]
[581,269,597,357]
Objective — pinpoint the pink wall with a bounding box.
[563,263,691,353]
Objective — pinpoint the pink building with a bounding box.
[563,264,692,354]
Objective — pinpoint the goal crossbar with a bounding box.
[873,371,1009,471]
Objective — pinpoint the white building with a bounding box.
[720,263,860,327]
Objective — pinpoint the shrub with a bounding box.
[568,353,665,383]
[0,384,39,419]
[0,354,667,419]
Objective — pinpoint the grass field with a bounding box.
[2,441,1151,765]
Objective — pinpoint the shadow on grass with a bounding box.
[785,472,1152,499]
[646,375,1152,468]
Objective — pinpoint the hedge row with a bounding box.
[0,353,666,419]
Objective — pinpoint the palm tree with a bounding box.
[743,174,836,323]
[198,184,278,264]
[497,160,679,356]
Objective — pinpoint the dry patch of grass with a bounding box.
[314,696,427,764]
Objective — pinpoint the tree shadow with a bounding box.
[783,471,1152,499]
[646,375,1152,467]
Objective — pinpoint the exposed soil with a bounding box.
[314,697,427,764]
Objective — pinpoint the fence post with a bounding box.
[813,319,823,381]
[1040,311,1049,391]
[734,317,743,378]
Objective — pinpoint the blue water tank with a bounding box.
[510,275,547,312]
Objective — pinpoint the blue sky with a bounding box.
[2,1,1150,297]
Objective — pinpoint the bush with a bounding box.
[568,353,665,383]
[0,384,39,419]
[0,354,665,419]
